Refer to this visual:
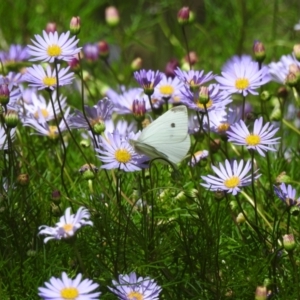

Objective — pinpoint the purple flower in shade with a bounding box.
[68,98,114,134]
[174,67,215,90]
[216,55,270,96]
[96,131,148,172]
[28,30,81,63]
[106,87,158,114]
[0,45,29,67]
[227,117,280,157]
[38,207,93,243]
[82,43,99,61]
[22,107,70,139]
[24,64,74,90]
[38,272,100,300]
[189,150,209,167]
[20,90,67,121]
[180,83,232,113]
[0,124,16,150]
[201,159,261,196]
[108,272,162,300]
[274,183,300,207]
[134,69,163,95]
[268,54,300,84]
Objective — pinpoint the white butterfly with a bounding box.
[130,105,190,165]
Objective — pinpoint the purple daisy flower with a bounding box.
[174,67,215,89]
[216,55,270,96]
[134,69,163,95]
[274,183,300,206]
[201,159,261,195]
[108,272,162,300]
[227,117,280,157]
[96,131,148,172]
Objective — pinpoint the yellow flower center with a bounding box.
[197,99,213,109]
[60,287,79,299]
[34,108,49,119]
[47,44,62,57]
[115,149,132,163]
[235,78,249,90]
[63,224,73,232]
[245,134,261,146]
[43,76,57,87]
[159,85,174,96]
[218,123,230,133]
[48,125,59,139]
[224,176,240,189]
[128,291,144,300]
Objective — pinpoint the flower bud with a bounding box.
[277,86,288,98]
[93,121,106,135]
[269,106,282,121]
[260,90,271,101]
[131,57,143,71]
[198,86,209,105]
[17,173,30,186]
[275,172,293,184]
[236,212,246,224]
[210,139,221,153]
[293,44,300,61]
[290,206,300,216]
[105,6,120,26]
[0,83,10,105]
[80,139,91,148]
[51,190,61,204]
[83,43,99,62]
[132,99,146,122]
[184,51,198,66]
[45,22,57,33]
[70,16,81,35]
[79,164,98,180]
[283,233,296,252]
[68,55,80,71]
[97,40,109,59]
[177,7,190,25]
[4,110,19,128]
[214,190,225,201]
[165,59,179,78]
[253,40,266,63]
[255,286,267,300]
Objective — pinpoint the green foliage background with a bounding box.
[0,0,300,299]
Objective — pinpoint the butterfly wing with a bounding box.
[132,105,190,164]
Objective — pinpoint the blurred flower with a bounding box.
[22,107,70,139]
[106,87,156,113]
[227,117,280,157]
[21,90,67,121]
[189,150,209,167]
[274,183,300,206]
[174,68,215,90]
[201,159,260,195]
[134,69,163,96]
[105,6,120,26]
[165,58,179,78]
[68,98,114,134]
[98,40,109,59]
[0,44,29,66]
[38,207,93,243]
[177,7,190,25]
[24,64,74,90]
[83,43,99,61]
[268,54,300,84]
[0,124,16,150]
[38,272,100,300]
[96,131,148,172]
[216,55,270,96]
[108,272,162,300]
[70,16,81,35]
[28,30,81,63]
[45,22,57,33]
[294,20,300,31]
